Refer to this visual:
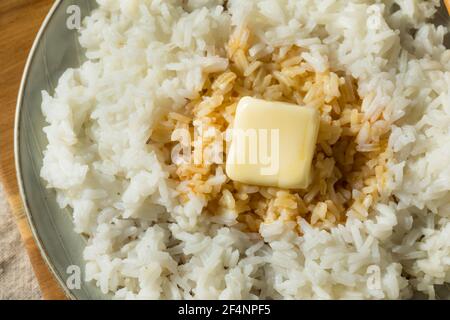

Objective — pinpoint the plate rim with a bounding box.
[13,0,75,300]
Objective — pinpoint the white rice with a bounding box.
[40,0,450,299]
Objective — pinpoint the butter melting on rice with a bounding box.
[150,28,392,233]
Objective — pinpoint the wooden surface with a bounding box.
[0,0,66,300]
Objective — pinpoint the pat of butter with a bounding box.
[226,97,319,189]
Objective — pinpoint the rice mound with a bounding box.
[40,0,450,299]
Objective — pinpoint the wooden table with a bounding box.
[0,0,66,300]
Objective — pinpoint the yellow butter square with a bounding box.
[226,97,320,189]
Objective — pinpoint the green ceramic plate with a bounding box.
[15,0,105,300]
[15,0,450,300]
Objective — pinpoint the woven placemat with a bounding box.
[0,184,42,300]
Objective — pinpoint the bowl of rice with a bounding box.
[15,0,450,299]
